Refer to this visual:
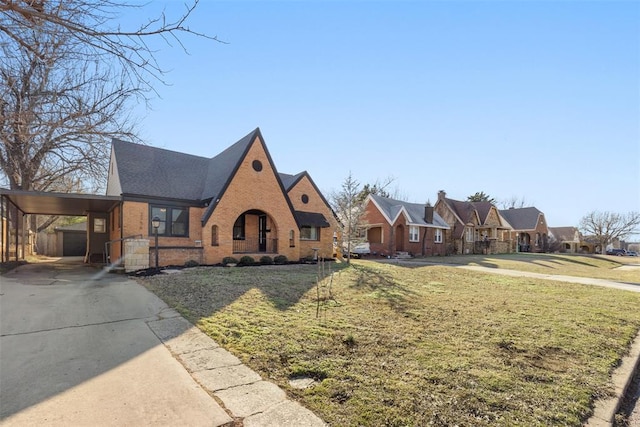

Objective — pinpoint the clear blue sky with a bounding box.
[127,1,639,229]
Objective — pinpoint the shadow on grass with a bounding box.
[348,263,418,313]
[143,262,351,320]
[385,252,623,271]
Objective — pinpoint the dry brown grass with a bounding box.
[140,255,640,426]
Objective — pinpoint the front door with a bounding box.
[258,215,267,252]
[395,224,405,252]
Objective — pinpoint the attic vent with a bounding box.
[252,160,263,171]
[301,194,309,204]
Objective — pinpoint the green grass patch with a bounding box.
[140,257,640,426]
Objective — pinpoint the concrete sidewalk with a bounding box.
[146,309,325,427]
[457,264,640,293]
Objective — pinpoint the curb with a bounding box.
[585,329,640,426]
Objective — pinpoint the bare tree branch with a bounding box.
[579,210,640,252]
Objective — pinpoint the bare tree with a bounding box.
[0,20,137,193]
[0,0,219,91]
[1,1,218,238]
[1,0,219,194]
[329,172,367,264]
[579,211,640,253]
[357,176,396,201]
[500,195,533,209]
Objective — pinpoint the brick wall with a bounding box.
[364,201,447,257]
[287,175,339,260]
[202,137,300,264]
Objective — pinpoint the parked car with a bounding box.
[344,241,371,258]
[606,249,627,256]
[626,251,638,257]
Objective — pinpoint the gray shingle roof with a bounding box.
[549,226,579,241]
[499,207,543,230]
[279,172,305,191]
[201,129,258,202]
[111,128,260,203]
[370,194,449,228]
[111,139,210,201]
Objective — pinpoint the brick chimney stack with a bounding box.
[424,202,434,224]
[438,190,446,201]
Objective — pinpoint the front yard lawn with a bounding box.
[140,258,640,426]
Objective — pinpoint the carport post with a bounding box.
[1,195,4,263]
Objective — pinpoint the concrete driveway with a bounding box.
[0,257,232,426]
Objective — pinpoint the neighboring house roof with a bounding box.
[499,207,544,231]
[549,226,580,241]
[368,194,449,228]
[443,198,484,225]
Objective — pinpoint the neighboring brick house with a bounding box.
[363,194,449,257]
[499,207,549,253]
[434,191,512,255]
[105,128,339,266]
[548,226,593,253]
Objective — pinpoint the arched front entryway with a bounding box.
[518,233,531,252]
[232,209,278,254]
[395,224,405,253]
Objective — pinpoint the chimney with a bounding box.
[438,190,446,201]
[424,202,434,223]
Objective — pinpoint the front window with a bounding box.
[434,229,442,243]
[301,226,319,241]
[94,218,106,233]
[409,226,419,242]
[465,227,474,242]
[233,216,245,240]
[211,225,218,246]
[150,206,189,237]
[368,226,383,244]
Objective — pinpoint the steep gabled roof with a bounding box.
[111,127,265,206]
[279,172,306,191]
[499,207,544,231]
[549,226,579,241]
[443,198,480,225]
[110,138,210,201]
[369,194,449,228]
[200,128,295,225]
[201,129,259,202]
[280,170,340,225]
[473,201,495,224]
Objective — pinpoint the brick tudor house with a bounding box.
[499,206,549,253]
[430,191,550,255]
[105,128,340,267]
[362,194,450,257]
[434,191,513,255]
